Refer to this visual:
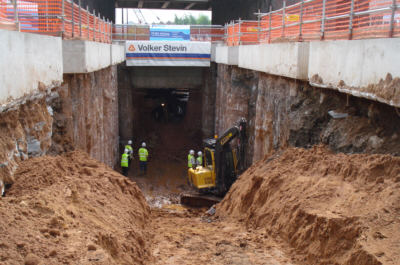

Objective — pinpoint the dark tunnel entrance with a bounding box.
[146,88,189,123]
[118,65,209,206]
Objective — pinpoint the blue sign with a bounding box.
[150,25,190,41]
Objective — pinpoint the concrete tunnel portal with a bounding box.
[118,65,211,204]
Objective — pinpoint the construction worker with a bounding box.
[188,150,196,169]
[121,149,129,177]
[138,142,149,175]
[125,140,133,161]
[197,151,203,167]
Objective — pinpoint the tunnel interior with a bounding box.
[118,66,208,205]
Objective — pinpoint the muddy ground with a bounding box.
[1,146,399,264]
[127,159,298,265]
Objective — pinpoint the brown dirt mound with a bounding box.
[217,145,400,265]
[0,151,151,264]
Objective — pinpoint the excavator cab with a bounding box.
[188,148,216,189]
[188,147,238,191]
[187,118,246,195]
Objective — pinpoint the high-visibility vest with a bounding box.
[125,145,133,154]
[121,153,129,167]
[197,156,203,166]
[138,148,148,161]
[188,154,194,168]
[125,145,133,158]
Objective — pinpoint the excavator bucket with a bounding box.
[180,193,221,208]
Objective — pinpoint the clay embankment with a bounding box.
[0,151,150,265]
[217,146,400,265]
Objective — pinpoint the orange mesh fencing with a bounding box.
[229,0,399,45]
[226,21,260,46]
[0,0,8,22]
[112,24,150,40]
[112,24,224,42]
[2,0,111,43]
[0,0,18,30]
[190,26,225,41]
[63,0,111,43]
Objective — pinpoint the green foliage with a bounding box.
[170,14,211,25]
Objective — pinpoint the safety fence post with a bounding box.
[223,23,226,44]
[103,16,107,42]
[100,15,103,42]
[71,0,75,37]
[98,12,101,42]
[321,0,326,40]
[86,5,89,39]
[238,18,241,45]
[12,0,19,31]
[282,0,286,38]
[125,15,127,41]
[45,0,48,33]
[134,23,137,40]
[268,6,272,43]
[106,19,109,43]
[348,0,355,39]
[99,12,104,42]
[78,0,82,38]
[121,8,124,39]
[93,9,96,41]
[110,20,113,43]
[61,0,65,37]
[299,0,304,40]
[389,0,397,37]
[257,9,261,43]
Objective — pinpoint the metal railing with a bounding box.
[226,0,399,45]
[112,24,225,42]
[1,0,398,45]
[0,0,112,43]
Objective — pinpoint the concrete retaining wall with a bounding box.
[309,38,400,107]
[215,46,239,65]
[111,42,126,65]
[238,42,310,80]
[63,40,125,74]
[129,66,204,89]
[215,38,399,107]
[0,30,63,105]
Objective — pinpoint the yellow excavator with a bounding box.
[181,118,247,207]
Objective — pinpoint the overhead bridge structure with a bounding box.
[116,0,212,10]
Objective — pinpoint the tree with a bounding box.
[171,14,211,25]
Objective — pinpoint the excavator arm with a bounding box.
[214,118,247,194]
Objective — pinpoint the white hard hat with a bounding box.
[198,151,202,156]
[142,142,146,147]
[190,150,195,155]
[128,140,132,145]
[124,149,129,154]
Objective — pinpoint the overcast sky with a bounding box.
[115,8,211,24]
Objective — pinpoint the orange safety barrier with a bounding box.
[0,0,18,30]
[226,21,260,46]
[2,0,111,43]
[228,0,400,45]
[190,26,225,41]
[112,24,225,42]
[0,0,7,21]
[62,0,111,43]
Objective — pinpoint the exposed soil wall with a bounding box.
[0,151,150,264]
[201,63,217,138]
[216,146,400,265]
[0,66,119,186]
[215,64,259,167]
[0,94,53,184]
[50,66,119,168]
[215,65,400,163]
